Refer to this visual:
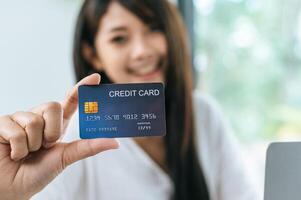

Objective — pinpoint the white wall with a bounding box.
[0,0,81,115]
[0,0,180,115]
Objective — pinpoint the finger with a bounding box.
[61,138,119,167]
[0,115,29,161]
[31,102,63,148]
[61,73,101,124]
[11,112,44,152]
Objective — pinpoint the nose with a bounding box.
[130,35,154,62]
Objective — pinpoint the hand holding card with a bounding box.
[0,74,119,200]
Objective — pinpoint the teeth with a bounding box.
[134,65,157,75]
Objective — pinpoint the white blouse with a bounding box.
[32,92,260,200]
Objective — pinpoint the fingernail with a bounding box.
[115,139,121,148]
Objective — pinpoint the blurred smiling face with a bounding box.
[91,2,168,83]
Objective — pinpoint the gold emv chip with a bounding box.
[84,102,99,114]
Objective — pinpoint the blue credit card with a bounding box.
[78,83,166,138]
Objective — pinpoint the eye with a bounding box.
[111,36,127,44]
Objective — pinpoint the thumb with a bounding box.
[61,138,119,167]
[62,73,101,125]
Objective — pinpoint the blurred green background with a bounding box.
[193,0,301,142]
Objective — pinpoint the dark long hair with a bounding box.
[73,0,210,199]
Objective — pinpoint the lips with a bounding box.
[128,58,164,77]
[132,64,160,76]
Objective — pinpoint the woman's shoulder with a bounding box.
[192,91,228,197]
[192,90,230,162]
[192,90,238,155]
[192,91,260,200]
[192,91,228,136]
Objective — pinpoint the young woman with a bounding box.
[0,0,259,199]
